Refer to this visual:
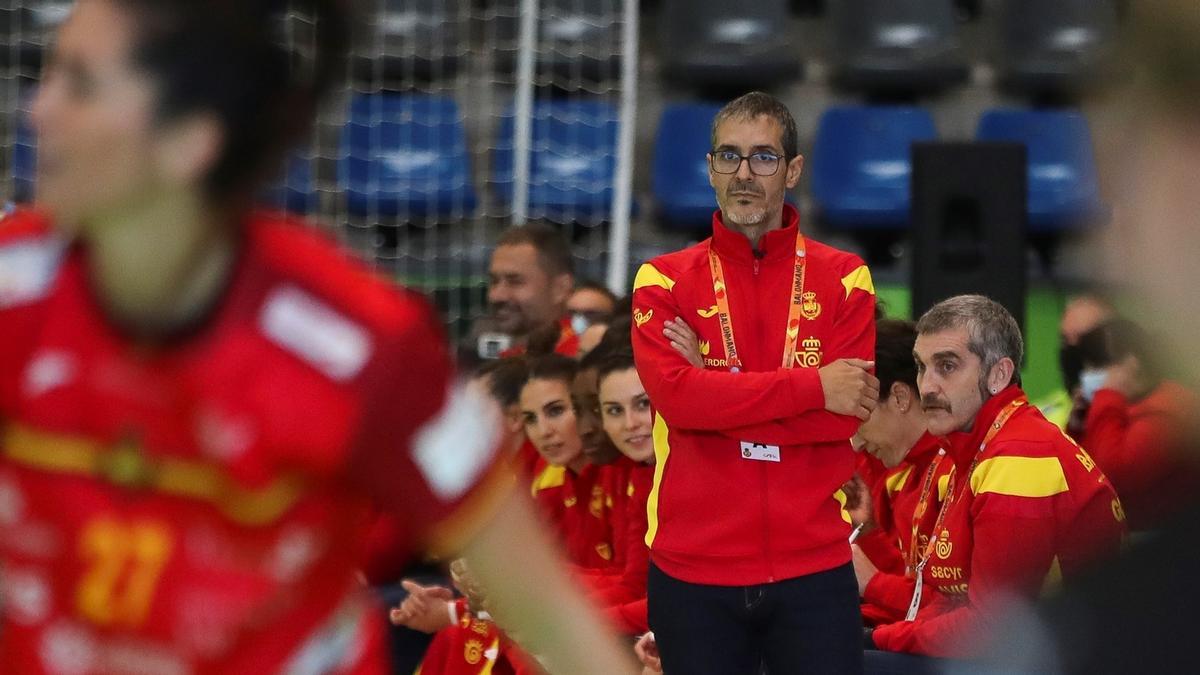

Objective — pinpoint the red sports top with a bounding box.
[1082,381,1200,531]
[859,433,954,625]
[631,204,876,585]
[0,210,509,674]
[872,387,1126,657]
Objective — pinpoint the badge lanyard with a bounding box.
[905,397,1027,621]
[706,230,807,371]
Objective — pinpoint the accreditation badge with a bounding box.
[739,441,781,463]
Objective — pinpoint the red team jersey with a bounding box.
[872,387,1126,657]
[0,211,507,674]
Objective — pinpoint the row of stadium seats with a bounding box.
[345,0,1118,98]
[665,0,1118,96]
[657,104,1102,233]
[12,94,1101,234]
[0,2,1121,98]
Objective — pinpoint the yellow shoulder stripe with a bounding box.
[633,263,675,292]
[531,464,566,496]
[832,488,853,524]
[885,465,914,496]
[971,456,1068,498]
[840,264,875,299]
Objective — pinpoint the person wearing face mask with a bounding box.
[1047,294,1115,434]
[1077,319,1199,532]
[868,296,1125,658]
[842,320,955,627]
[568,280,618,336]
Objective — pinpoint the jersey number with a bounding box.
[75,517,174,628]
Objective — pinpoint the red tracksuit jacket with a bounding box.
[530,461,618,570]
[417,614,540,675]
[1082,381,1199,531]
[872,387,1126,657]
[859,433,954,625]
[631,204,876,585]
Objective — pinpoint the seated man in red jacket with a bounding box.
[869,295,1126,658]
[1078,318,1199,531]
[847,320,954,626]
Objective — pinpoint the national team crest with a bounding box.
[464,639,484,665]
[634,308,653,327]
[800,291,821,320]
[935,530,953,560]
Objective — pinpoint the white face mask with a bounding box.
[1079,368,1108,403]
[570,312,591,336]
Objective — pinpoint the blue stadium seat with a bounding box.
[976,108,1102,231]
[339,93,476,219]
[810,105,937,229]
[652,102,722,229]
[492,99,627,224]
[260,154,317,215]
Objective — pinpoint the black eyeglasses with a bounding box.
[709,149,784,176]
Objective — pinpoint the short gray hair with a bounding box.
[711,92,799,159]
[916,295,1024,387]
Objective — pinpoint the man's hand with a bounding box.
[851,543,879,597]
[634,632,662,674]
[842,475,875,529]
[663,317,704,368]
[819,359,879,420]
[388,579,455,633]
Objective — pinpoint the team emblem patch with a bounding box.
[801,291,821,320]
[794,337,822,368]
[464,639,484,665]
[935,530,953,560]
[634,308,653,327]
[697,305,718,318]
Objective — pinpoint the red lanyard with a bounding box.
[706,230,807,371]
[904,447,947,574]
[914,397,1027,573]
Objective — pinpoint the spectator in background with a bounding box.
[1045,293,1116,433]
[1077,318,1199,531]
[568,279,619,335]
[473,223,579,360]
[631,91,878,675]
[869,296,1125,659]
[845,320,953,627]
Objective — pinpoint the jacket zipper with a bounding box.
[750,253,773,581]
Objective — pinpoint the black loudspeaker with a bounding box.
[911,142,1027,330]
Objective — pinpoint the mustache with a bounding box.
[921,394,951,412]
[726,180,763,197]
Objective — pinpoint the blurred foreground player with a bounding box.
[0,1,635,673]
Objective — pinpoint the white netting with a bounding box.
[0,0,638,344]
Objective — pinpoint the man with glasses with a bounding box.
[631,91,878,674]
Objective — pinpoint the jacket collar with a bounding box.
[905,431,946,466]
[709,203,802,265]
[943,384,1027,465]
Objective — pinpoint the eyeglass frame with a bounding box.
[707,148,788,177]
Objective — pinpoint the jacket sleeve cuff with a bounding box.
[788,367,826,412]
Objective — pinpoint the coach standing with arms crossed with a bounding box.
[631,92,878,674]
